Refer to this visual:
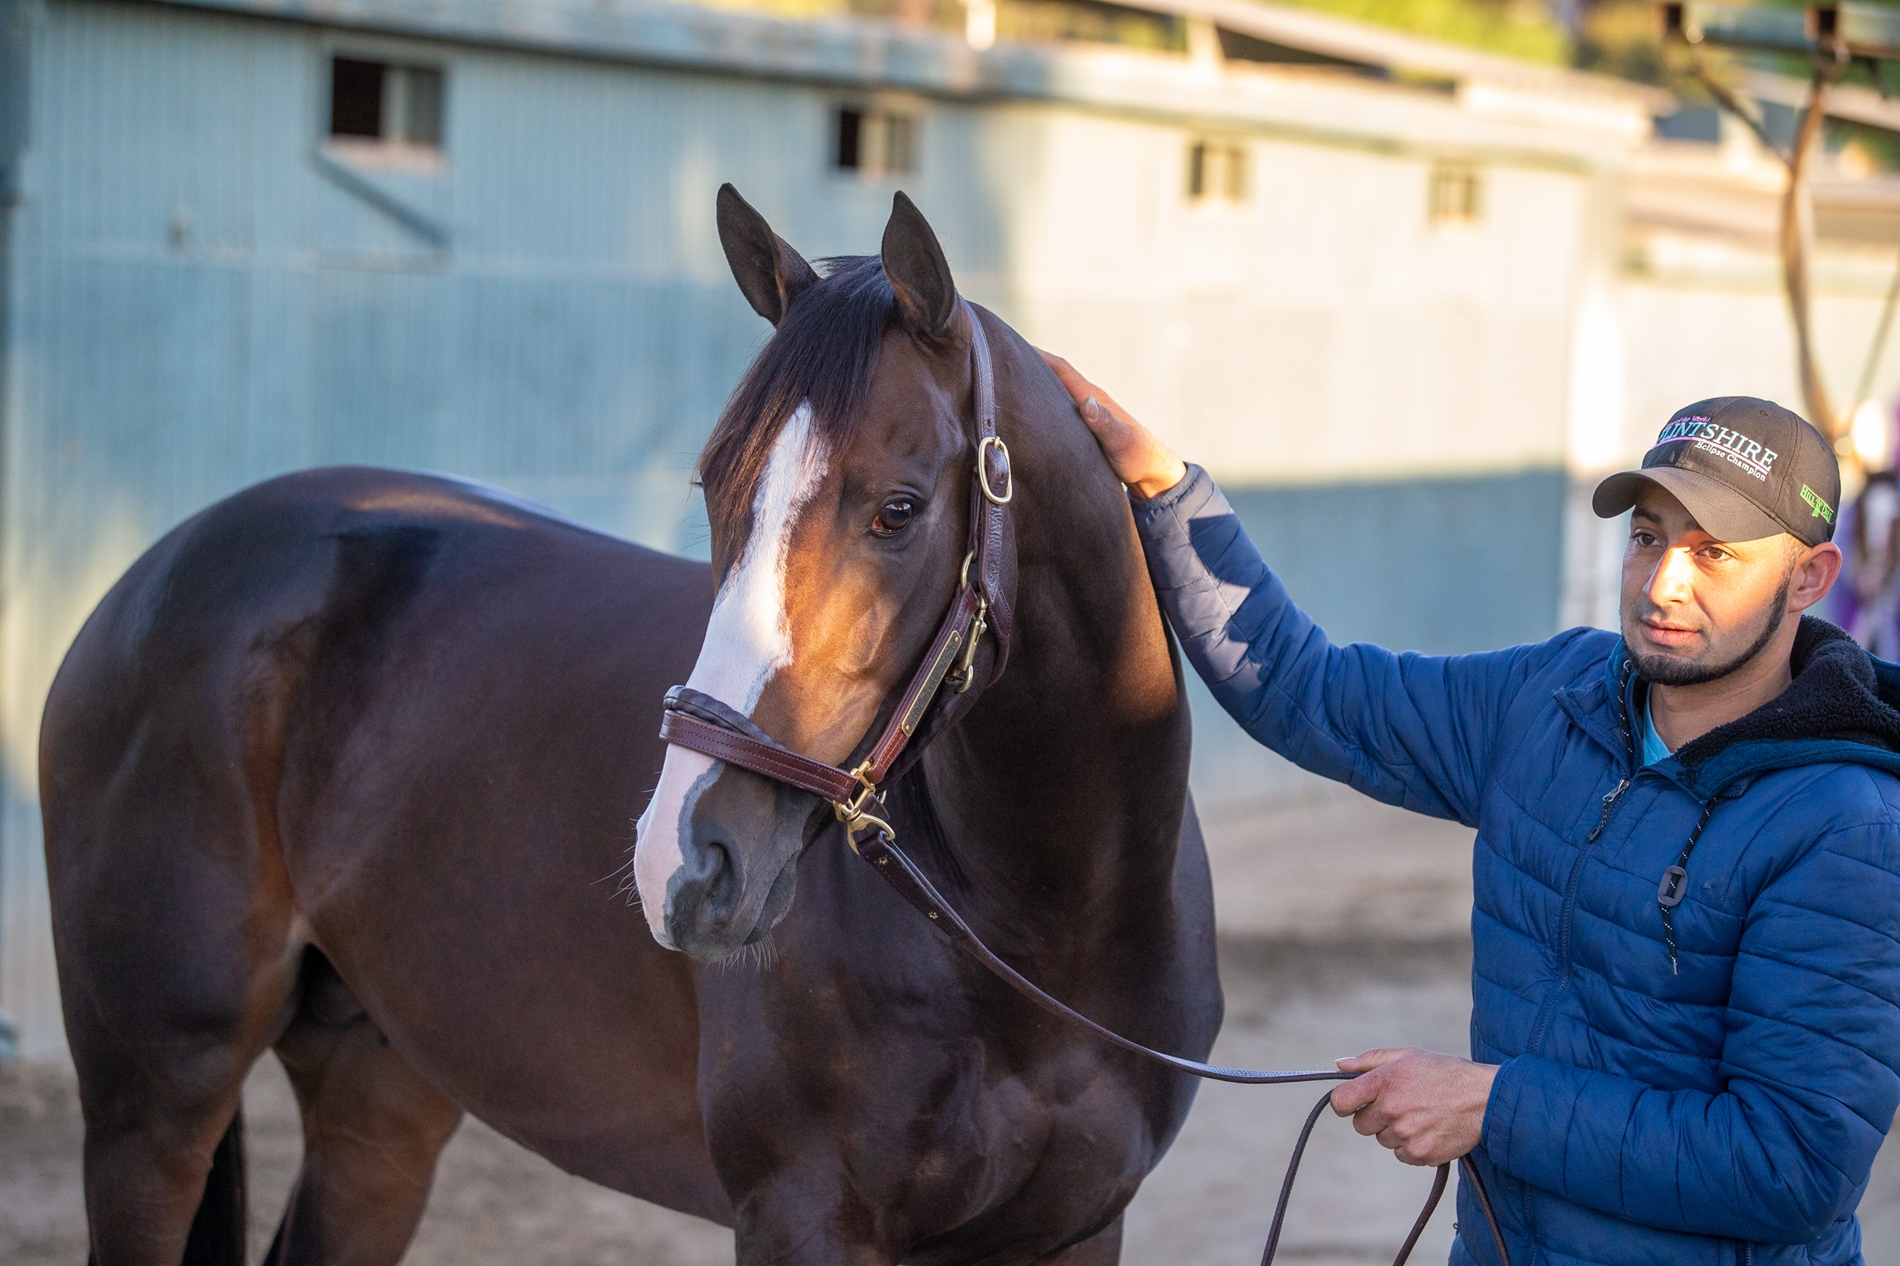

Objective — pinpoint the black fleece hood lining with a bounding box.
[1670,617,1900,772]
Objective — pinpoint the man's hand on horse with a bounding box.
[1329,1048,1498,1167]
[1036,350,1187,500]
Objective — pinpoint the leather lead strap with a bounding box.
[859,828,1511,1266]
[854,829,1343,1084]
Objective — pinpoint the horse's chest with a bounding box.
[700,956,1192,1259]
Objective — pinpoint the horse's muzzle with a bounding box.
[663,784,803,961]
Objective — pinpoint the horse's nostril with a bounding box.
[700,841,738,915]
[670,835,740,929]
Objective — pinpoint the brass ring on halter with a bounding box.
[834,767,893,853]
[976,436,1012,506]
[834,761,876,810]
[958,551,976,591]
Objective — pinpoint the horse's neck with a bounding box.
[924,398,1191,922]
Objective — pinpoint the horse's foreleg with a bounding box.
[263,956,462,1266]
[730,1177,895,1266]
[1029,1216,1124,1266]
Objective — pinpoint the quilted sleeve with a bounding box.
[1481,800,1900,1241]
[1131,464,1575,828]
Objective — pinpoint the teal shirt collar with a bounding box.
[1642,687,1672,767]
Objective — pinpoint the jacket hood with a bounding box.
[1635,616,1900,797]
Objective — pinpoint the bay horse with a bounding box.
[42,186,1222,1266]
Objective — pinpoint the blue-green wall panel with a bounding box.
[0,0,1569,1054]
[1185,468,1568,817]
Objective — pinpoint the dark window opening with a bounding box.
[837,109,863,170]
[835,107,916,177]
[1428,161,1482,227]
[404,68,443,147]
[329,57,445,149]
[330,58,385,139]
[1186,139,1246,203]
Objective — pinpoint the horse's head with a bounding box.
[634,186,1003,962]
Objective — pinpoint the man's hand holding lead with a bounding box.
[1329,1048,1497,1167]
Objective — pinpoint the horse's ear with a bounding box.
[717,183,819,326]
[881,192,958,339]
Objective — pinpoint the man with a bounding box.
[1041,362,1900,1266]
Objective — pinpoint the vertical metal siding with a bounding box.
[0,2,900,1056]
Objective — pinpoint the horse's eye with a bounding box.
[871,498,916,537]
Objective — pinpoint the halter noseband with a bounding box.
[658,297,1014,845]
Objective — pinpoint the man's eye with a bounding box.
[870,498,916,537]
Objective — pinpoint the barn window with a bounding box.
[836,107,917,178]
[1428,161,1482,227]
[1186,139,1246,203]
[329,57,445,150]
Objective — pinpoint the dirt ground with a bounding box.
[8,793,1900,1265]
[8,935,1900,1266]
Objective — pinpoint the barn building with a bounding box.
[1,0,1897,1059]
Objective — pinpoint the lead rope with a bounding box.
[1259,1092,1445,1266]
[852,828,1516,1266]
[1258,1101,1508,1266]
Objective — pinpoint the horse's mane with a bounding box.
[699,255,895,573]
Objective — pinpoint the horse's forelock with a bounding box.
[700,256,896,573]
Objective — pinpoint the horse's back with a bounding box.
[45,464,706,763]
[43,466,733,1224]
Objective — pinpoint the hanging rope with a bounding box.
[1850,245,1900,423]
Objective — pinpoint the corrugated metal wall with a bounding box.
[0,0,998,1056]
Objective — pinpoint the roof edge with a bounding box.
[122,0,1657,158]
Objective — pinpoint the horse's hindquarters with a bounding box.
[43,468,737,1253]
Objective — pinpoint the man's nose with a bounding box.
[1647,546,1696,605]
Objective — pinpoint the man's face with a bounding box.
[1620,486,1797,686]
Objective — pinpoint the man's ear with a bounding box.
[881,192,958,339]
[717,184,819,326]
[1793,541,1844,611]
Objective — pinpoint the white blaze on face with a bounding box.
[634,405,829,941]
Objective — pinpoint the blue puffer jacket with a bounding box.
[1133,466,1900,1266]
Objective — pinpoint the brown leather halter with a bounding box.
[661,298,1012,846]
[657,301,1511,1266]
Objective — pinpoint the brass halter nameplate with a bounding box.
[899,629,963,738]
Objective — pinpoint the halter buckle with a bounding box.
[976,436,1012,506]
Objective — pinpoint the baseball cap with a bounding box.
[1592,396,1839,548]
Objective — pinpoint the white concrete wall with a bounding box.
[1001,106,1599,488]
[1560,249,1900,633]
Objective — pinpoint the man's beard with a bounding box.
[1627,575,1791,687]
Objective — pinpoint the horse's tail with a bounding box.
[181,1107,248,1266]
